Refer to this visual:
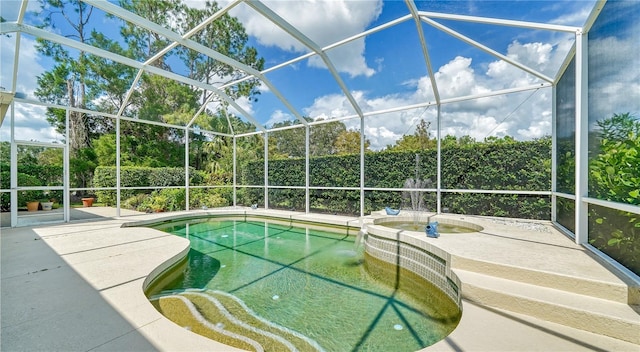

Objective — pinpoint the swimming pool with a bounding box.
[148,217,461,351]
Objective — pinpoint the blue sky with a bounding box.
[1,0,600,148]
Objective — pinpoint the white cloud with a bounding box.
[301,38,571,150]
[226,95,255,119]
[488,41,554,82]
[1,35,45,95]
[1,101,57,142]
[435,56,487,98]
[304,93,356,120]
[549,2,596,26]
[0,35,58,143]
[518,113,552,139]
[365,124,401,149]
[587,27,640,123]
[229,0,382,77]
[265,109,292,127]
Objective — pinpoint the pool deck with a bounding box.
[1,207,639,351]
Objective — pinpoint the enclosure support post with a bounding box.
[574,29,588,245]
[63,109,70,223]
[9,102,17,227]
[233,136,237,207]
[360,116,365,222]
[185,127,189,211]
[305,126,310,214]
[264,132,268,210]
[436,104,442,214]
[116,116,121,217]
[551,85,557,223]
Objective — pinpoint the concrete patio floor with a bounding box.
[1,208,639,351]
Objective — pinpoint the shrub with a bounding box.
[189,189,229,209]
[94,166,203,205]
[0,172,44,208]
[121,187,229,212]
[242,139,552,219]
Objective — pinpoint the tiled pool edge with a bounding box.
[364,226,462,309]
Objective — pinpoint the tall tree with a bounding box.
[85,31,138,118]
[118,0,176,68]
[200,113,255,177]
[334,130,370,155]
[35,0,95,155]
[269,119,309,158]
[391,119,435,151]
[35,0,266,178]
[310,119,347,156]
[595,112,640,142]
[176,1,264,104]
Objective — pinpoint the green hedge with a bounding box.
[241,139,551,219]
[0,169,64,209]
[0,163,63,187]
[93,166,205,205]
[1,171,43,209]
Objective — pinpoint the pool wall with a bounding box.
[364,223,463,308]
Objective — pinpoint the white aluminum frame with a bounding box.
[2,0,637,283]
[0,0,585,224]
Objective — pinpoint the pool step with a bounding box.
[151,290,323,352]
[455,269,640,344]
[452,256,637,304]
[150,295,264,351]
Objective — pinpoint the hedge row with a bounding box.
[241,140,552,219]
[93,166,205,205]
[0,163,63,187]
[0,166,64,209]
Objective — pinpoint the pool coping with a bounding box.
[2,208,638,351]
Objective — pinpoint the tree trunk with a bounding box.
[67,79,89,156]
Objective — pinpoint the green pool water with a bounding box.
[150,218,460,352]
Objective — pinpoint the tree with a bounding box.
[85,31,138,118]
[34,0,133,190]
[37,147,64,166]
[595,112,640,142]
[589,113,640,204]
[310,119,347,156]
[35,0,266,181]
[135,75,198,123]
[35,0,96,156]
[267,118,355,157]
[201,113,255,177]
[269,119,309,158]
[588,112,640,275]
[0,141,10,163]
[117,0,176,68]
[70,148,97,189]
[334,130,370,155]
[440,135,458,148]
[112,0,265,172]
[391,119,435,151]
[176,1,264,104]
[93,134,117,166]
[458,135,476,146]
[484,135,516,144]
